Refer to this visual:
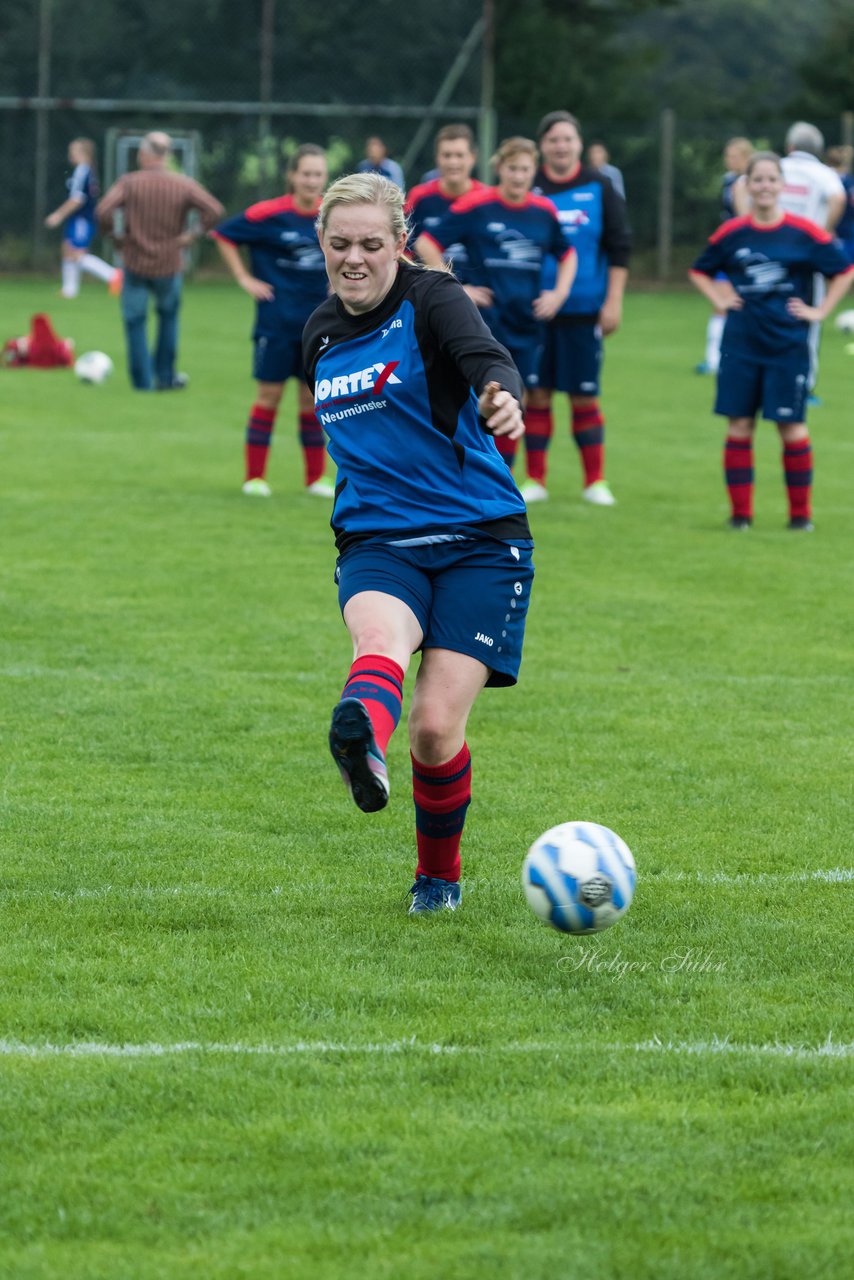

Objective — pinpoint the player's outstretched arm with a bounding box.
[44,194,84,230]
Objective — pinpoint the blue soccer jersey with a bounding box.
[422,188,572,339]
[214,196,329,337]
[405,178,486,282]
[534,164,632,319]
[67,163,98,223]
[302,262,529,548]
[691,214,854,354]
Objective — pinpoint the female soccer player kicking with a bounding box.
[304,173,534,915]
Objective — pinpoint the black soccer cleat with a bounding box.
[328,698,389,813]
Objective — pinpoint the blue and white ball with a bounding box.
[833,309,854,335]
[522,821,637,934]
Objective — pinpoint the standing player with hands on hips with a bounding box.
[303,173,534,916]
[690,151,854,531]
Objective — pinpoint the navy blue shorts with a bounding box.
[481,310,544,389]
[335,534,535,687]
[539,320,602,395]
[253,331,304,384]
[63,215,95,251]
[715,345,809,424]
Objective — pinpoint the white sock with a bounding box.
[61,259,81,298]
[80,252,116,284]
[705,313,725,373]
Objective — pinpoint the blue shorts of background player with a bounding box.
[538,319,602,396]
[715,346,809,424]
[63,215,96,251]
[481,309,544,389]
[252,330,305,383]
[336,534,535,687]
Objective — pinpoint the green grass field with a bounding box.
[1,276,852,1279]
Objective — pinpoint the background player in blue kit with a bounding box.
[303,173,533,917]
[415,136,576,471]
[690,151,854,531]
[523,111,632,506]
[214,145,334,498]
[44,138,121,299]
[404,123,484,282]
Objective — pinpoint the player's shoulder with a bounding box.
[449,185,498,214]
[709,215,751,244]
[405,179,442,209]
[245,195,298,222]
[781,212,833,243]
[526,191,562,217]
[303,295,341,349]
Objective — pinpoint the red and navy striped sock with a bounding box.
[492,432,517,472]
[523,405,554,483]
[571,401,605,485]
[724,435,754,519]
[782,437,813,520]
[299,410,326,486]
[245,402,276,480]
[340,655,404,755]
[411,743,472,883]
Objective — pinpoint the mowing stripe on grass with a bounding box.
[1,867,852,903]
[1,1035,851,1061]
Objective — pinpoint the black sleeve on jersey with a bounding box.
[599,174,632,268]
[417,269,525,413]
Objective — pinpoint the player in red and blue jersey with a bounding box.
[213,144,333,497]
[415,136,576,470]
[304,173,533,917]
[523,111,632,507]
[44,138,121,299]
[404,123,485,284]
[690,151,854,531]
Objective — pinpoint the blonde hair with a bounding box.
[317,172,409,241]
[491,136,539,169]
[70,137,96,165]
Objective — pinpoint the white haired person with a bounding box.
[303,173,534,916]
[97,132,223,390]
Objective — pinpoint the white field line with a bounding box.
[0,1034,852,1062]
[1,867,852,903]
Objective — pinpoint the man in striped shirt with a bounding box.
[97,132,223,390]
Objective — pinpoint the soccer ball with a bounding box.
[74,351,114,384]
[522,821,637,934]
[833,309,854,335]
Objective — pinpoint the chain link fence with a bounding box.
[2,2,852,278]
